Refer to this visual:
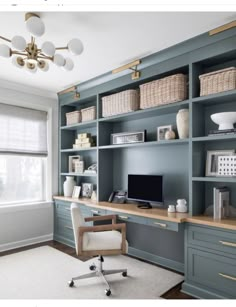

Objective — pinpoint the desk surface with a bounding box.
[53,196,236,231]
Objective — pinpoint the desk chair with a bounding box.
[68,202,128,296]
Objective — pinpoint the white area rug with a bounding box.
[0,246,183,299]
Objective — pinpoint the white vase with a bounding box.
[63,176,76,197]
[176,109,189,139]
[176,199,188,213]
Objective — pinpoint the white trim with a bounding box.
[0,233,53,253]
[0,201,53,213]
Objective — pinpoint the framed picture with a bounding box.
[69,155,83,173]
[81,183,93,198]
[72,186,81,199]
[157,125,172,141]
[205,150,235,176]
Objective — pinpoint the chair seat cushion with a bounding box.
[83,230,128,252]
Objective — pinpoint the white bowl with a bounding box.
[211,112,236,130]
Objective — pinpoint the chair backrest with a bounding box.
[71,203,88,255]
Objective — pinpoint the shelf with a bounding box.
[60,120,97,130]
[98,100,189,123]
[99,139,188,150]
[60,147,97,153]
[60,172,97,177]
[192,134,236,142]
[192,90,236,106]
[192,177,236,183]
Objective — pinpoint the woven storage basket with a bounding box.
[102,89,139,117]
[139,73,187,109]
[66,110,81,125]
[199,67,236,96]
[81,106,96,122]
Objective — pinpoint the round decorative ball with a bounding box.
[165,130,176,140]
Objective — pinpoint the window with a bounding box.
[0,104,48,205]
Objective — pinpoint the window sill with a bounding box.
[0,201,53,213]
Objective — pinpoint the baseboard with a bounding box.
[128,246,184,273]
[0,233,53,252]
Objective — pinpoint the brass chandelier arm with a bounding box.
[11,51,28,56]
[55,46,68,51]
[0,35,11,43]
[37,54,53,61]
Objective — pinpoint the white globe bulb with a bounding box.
[38,60,49,72]
[26,62,37,73]
[63,58,74,71]
[0,44,11,58]
[12,56,25,68]
[41,41,55,57]
[53,54,65,67]
[11,36,26,51]
[67,38,83,55]
[26,16,45,37]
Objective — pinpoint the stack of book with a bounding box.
[213,187,230,220]
[209,128,236,136]
[73,133,95,149]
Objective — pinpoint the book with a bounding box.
[75,137,92,144]
[213,187,230,220]
[208,128,236,136]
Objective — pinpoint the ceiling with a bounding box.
[0,11,235,96]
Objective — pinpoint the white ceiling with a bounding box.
[0,11,235,96]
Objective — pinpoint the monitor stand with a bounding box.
[137,202,152,209]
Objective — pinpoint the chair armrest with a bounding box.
[84,214,116,224]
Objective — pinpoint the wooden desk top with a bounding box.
[53,196,236,231]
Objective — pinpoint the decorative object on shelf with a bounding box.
[81,183,93,198]
[199,67,236,96]
[84,163,97,174]
[75,160,85,174]
[213,187,230,220]
[176,199,188,213]
[66,110,81,126]
[176,109,189,139]
[63,176,76,197]
[208,128,236,136]
[157,125,172,141]
[73,133,95,149]
[0,12,83,73]
[72,186,81,199]
[164,130,176,140]
[91,190,97,201]
[81,106,96,122]
[111,131,146,145]
[218,155,236,177]
[102,89,139,117]
[205,150,235,176]
[140,73,187,109]
[210,112,236,130]
[167,204,176,213]
[69,155,83,173]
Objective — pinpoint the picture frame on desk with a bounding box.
[72,186,81,199]
[157,125,172,141]
[205,150,235,176]
[82,183,93,198]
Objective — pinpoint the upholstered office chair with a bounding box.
[68,202,128,296]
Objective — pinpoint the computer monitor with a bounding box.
[128,174,163,209]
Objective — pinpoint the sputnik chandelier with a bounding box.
[0,12,83,73]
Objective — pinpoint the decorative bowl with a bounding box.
[211,112,236,130]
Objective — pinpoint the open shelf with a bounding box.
[192,89,236,106]
[60,120,97,130]
[192,176,236,183]
[60,172,97,177]
[192,134,236,142]
[60,147,97,153]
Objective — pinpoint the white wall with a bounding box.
[0,81,58,252]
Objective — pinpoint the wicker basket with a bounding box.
[199,67,236,96]
[66,110,81,125]
[139,73,187,109]
[102,89,139,117]
[81,106,96,122]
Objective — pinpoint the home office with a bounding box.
[0,8,236,302]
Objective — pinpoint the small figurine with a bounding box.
[165,130,176,140]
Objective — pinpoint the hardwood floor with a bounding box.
[0,240,194,299]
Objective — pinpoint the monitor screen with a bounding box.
[128,174,163,204]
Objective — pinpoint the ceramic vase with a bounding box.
[176,109,189,139]
[63,176,76,197]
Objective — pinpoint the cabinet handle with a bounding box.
[91,210,99,214]
[219,273,236,281]
[65,226,73,230]
[219,240,236,248]
[118,215,129,220]
[154,222,167,228]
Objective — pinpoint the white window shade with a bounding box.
[0,104,47,155]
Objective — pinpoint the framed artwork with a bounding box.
[205,150,235,176]
[157,125,172,141]
[81,183,93,198]
[69,155,82,173]
[72,186,81,199]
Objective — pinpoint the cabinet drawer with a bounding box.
[147,218,179,232]
[106,210,147,225]
[89,207,107,216]
[54,215,74,241]
[54,201,89,218]
[187,224,236,256]
[187,247,236,298]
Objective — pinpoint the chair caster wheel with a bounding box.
[68,280,74,287]
[89,264,96,271]
[122,271,127,277]
[105,289,111,296]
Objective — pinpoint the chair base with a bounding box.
[68,256,127,296]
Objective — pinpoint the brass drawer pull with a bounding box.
[118,215,129,220]
[65,226,73,230]
[219,240,236,248]
[91,210,99,214]
[219,273,236,281]
[154,222,167,228]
